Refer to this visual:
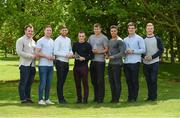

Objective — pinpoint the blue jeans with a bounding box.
[38,66,53,101]
[18,65,36,101]
[143,62,159,100]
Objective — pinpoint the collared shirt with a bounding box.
[124,34,145,64]
[54,35,73,62]
[36,36,54,66]
[16,35,36,67]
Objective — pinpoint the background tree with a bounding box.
[0,0,179,63]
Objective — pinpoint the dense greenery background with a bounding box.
[0,0,179,63]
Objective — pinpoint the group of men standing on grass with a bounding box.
[16,22,163,105]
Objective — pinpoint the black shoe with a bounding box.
[21,100,29,104]
[113,100,119,103]
[83,100,88,104]
[145,98,151,101]
[59,99,67,104]
[151,99,157,101]
[110,99,115,103]
[93,98,98,102]
[26,99,34,103]
[76,100,82,104]
[97,100,103,103]
[127,99,131,102]
[110,100,114,103]
[110,100,119,103]
[127,99,135,103]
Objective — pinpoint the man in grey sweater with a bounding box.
[107,25,125,103]
[143,23,163,101]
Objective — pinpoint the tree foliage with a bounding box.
[0,0,179,63]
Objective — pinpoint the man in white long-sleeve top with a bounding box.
[54,25,73,104]
[16,24,37,103]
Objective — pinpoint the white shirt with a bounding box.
[36,36,54,66]
[54,35,73,62]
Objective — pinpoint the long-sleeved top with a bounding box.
[143,35,164,64]
[72,41,94,67]
[124,34,145,64]
[108,38,126,65]
[88,33,109,62]
[54,35,73,62]
[16,35,36,67]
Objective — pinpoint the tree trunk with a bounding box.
[4,46,7,58]
[169,32,175,63]
[176,35,180,63]
[12,48,16,55]
[165,46,169,61]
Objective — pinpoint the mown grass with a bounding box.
[0,56,180,118]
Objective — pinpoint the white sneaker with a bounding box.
[38,100,46,105]
[45,99,54,105]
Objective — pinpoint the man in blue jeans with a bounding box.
[36,25,55,105]
[16,24,37,103]
[143,23,164,101]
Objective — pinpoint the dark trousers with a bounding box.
[108,64,122,102]
[73,65,89,102]
[90,61,105,102]
[124,62,140,101]
[55,60,69,102]
[18,65,36,101]
[143,62,159,100]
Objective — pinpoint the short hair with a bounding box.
[44,25,52,30]
[59,25,67,30]
[78,30,85,34]
[110,25,118,30]
[127,22,136,28]
[94,23,101,28]
[146,23,154,27]
[24,24,33,31]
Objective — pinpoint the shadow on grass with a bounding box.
[0,57,18,61]
[0,100,160,109]
[0,80,39,83]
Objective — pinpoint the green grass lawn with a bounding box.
[0,57,180,118]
